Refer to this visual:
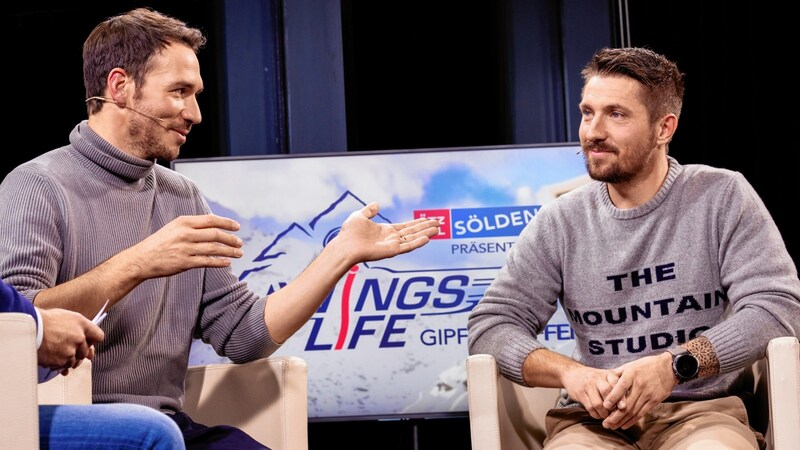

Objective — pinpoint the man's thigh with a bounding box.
[649,396,761,450]
[543,397,761,450]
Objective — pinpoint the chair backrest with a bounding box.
[466,336,800,450]
[183,356,309,450]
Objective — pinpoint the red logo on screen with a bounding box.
[414,209,451,239]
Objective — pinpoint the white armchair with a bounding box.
[467,336,800,450]
[3,312,309,450]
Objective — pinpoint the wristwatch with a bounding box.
[670,347,699,384]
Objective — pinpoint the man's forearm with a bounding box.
[522,347,585,388]
[32,249,144,318]
[262,238,354,344]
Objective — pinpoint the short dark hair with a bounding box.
[83,8,207,114]
[581,47,685,123]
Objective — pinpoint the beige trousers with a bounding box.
[543,396,764,450]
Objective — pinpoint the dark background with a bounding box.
[3,1,798,449]
[3,1,224,170]
[628,2,798,272]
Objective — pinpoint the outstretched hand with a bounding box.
[335,202,440,263]
[261,202,440,343]
[127,214,244,280]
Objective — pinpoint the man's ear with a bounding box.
[657,113,678,145]
[107,68,130,105]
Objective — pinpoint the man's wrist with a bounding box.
[669,346,699,384]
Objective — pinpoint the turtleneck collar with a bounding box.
[597,156,683,220]
[69,120,156,184]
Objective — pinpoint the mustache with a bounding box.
[582,141,617,153]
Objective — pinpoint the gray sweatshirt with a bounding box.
[468,157,800,405]
[0,121,278,413]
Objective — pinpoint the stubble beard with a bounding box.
[128,115,181,162]
[583,133,658,184]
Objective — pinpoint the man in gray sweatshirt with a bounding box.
[467,47,800,449]
[0,8,439,449]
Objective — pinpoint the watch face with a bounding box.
[675,353,699,379]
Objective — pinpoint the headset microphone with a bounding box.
[85,96,167,126]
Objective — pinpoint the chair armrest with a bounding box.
[467,354,559,450]
[1,313,39,449]
[765,336,800,450]
[467,354,503,450]
[183,356,309,450]
[37,360,93,405]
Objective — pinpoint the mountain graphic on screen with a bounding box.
[233,190,392,287]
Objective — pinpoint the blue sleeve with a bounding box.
[0,279,38,327]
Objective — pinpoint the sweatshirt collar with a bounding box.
[599,156,683,220]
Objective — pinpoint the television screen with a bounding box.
[172,143,588,421]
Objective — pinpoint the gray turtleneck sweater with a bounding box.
[0,121,277,413]
[468,157,800,406]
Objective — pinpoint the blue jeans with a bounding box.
[38,403,185,449]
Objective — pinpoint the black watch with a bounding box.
[670,347,699,384]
